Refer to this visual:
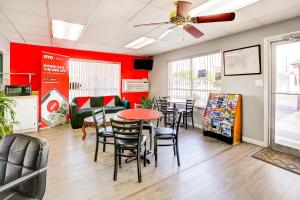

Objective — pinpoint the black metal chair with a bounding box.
[156,99,174,127]
[154,111,182,167]
[178,99,195,129]
[111,119,147,183]
[0,134,49,200]
[93,107,114,162]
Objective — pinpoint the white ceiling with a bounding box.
[0,0,299,56]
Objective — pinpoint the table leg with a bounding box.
[82,124,87,140]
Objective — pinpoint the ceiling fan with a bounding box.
[134,1,235,39]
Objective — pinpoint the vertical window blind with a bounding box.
[69,59,120,101]
[168,52,221,107]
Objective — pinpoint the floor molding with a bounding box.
[242,136,266,147]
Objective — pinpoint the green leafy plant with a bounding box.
[0,93,16,140]
[140,96,154,109]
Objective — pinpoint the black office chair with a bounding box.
[93,107,114,162]
[178,99,195,129]
[0,134,49,200]
[154,111,182,167]
[111,119,147,183]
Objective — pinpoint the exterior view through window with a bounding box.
[168,52,221,107]
[69,59,120,101]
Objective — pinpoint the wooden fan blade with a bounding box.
[184,25,204,38]
[191,13,235,23]
[176,1,193,18]
[134,22,170,27]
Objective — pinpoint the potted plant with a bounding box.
[140,96,154,109]
[0,93,16,141]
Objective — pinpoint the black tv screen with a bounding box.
[134,59,153,70]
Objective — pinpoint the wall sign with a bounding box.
[41,52,69,128]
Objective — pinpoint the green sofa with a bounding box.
[70,95,130,129]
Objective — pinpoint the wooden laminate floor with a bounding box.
[28,125,300,200]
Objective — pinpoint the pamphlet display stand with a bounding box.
[203,93,242,145]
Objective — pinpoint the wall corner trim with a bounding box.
[242,136,266,147]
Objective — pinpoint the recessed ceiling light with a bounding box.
[189,0,261,16]
[52,19,84,41]
[158,28,174,40]
[124,37,156,49]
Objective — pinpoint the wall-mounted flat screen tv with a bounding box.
[134,59,153,70]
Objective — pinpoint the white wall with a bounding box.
[149,16,300,145]
[0,33,10,84]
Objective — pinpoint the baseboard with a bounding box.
[242,136,266,147]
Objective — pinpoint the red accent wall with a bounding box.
[10,42,148,121]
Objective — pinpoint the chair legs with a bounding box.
[113,146,118,181]
[154,138,180,167]
[94,136,99,162]
[103,137,106,152]
[172,138,176,155]
[154,137,158,167]
[176,140,180,166]
[137,149,142,183]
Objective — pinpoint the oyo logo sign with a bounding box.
[43,54,54,59]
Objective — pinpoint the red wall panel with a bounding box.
[10,42,149,121]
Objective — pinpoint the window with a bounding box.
[168,52,221,107]
[69,59,120,101]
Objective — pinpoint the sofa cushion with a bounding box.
[90,97,103,108]
[105,106,126,113]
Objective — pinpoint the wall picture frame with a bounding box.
[223,45,261,76]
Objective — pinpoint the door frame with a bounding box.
[263,30,300,148]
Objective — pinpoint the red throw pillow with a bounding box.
[77,97,91,109]
[104,96,115,106]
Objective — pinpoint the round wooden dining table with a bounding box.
[117,108,163,121]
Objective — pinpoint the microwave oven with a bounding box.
[5,85,32,96]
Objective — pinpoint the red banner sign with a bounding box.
[41,52,69,128]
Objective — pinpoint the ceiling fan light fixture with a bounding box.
[189,0,261,16]
[124,37,156,49]
[52,19,84,41]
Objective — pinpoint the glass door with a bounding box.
[270,39,300,157]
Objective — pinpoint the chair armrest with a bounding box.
[120,99,130,109]
[70,102,78,115]
[0,167,47,193]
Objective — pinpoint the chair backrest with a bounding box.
[92,107,107,133]
[0,134,49,199]
[186,99,195,112]
[156,99,168,114]
[110,119,143,145]
[173,111,182,136]
[159,96,170,100]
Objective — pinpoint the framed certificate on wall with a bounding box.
[223,45,261,76]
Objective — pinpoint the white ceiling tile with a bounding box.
[0,0,47,16]
[0,21,16,32]
[26,40,50,46]
[49,0,98,9]
[89,13,128,29]
[255,5,300,25]
[95,0,147,20]
[0,31,23,41]
[49,1,93,24]
[3,10,48,28]
[0,11,8,22]
[75,42,99,51]
[131,5,169,25]
[52,38,76,48]
[14,24,49,37]
[240,0,300,20]
[22,34,50,44]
